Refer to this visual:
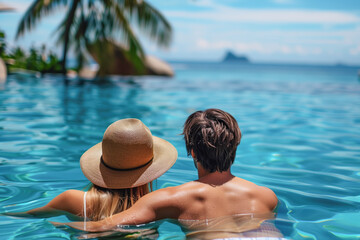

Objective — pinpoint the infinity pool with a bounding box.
[0,62,360,239]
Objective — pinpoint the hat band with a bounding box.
[100,156,153,171]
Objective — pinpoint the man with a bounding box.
[62,109,278,233]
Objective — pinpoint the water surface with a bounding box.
[0,62,360,239]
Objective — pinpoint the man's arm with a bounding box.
[53,187,180,232]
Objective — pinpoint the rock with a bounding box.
[87,40,173,77]
[222,51,249,63]
[66,69,78,79]
[145,55,174,76]
[0,57,7,84]
[78,66,98,80]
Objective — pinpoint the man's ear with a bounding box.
[191,149,196,159]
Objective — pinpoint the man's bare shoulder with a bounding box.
[255,186,278,210]
[245,181,278,211]
[148,181,202,200]
[231,177,278,210]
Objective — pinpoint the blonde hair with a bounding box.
[86,183,152,221]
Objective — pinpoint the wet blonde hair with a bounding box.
[86,183,152,221]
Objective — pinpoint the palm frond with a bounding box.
[111,3,145,57]
[121,0,172,47]
[106,2,146,73]
[16,0,68,39]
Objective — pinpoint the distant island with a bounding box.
[222,51,250,63]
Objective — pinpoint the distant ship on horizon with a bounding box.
[222,51,250,63]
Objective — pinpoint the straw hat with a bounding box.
[80,119,177,189]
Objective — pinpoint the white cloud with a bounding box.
[272,0,294,4]
[165,5,360,24]
[188,0,214,8]
[3,0,67,14]
[196,39,324,56]
[2,0,32,13]
[190,26,360,47]
[350,45,360,55]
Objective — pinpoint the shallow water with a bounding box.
[0,62,360,239]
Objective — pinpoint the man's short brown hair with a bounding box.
[182,109,242,172]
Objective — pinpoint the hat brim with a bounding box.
[80,136,177,189]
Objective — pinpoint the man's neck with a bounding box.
[197,167,234,186]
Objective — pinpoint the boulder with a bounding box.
[0,57,6,84]
[78,67,97,80]
[87,40,173,77]
[145,55,173,76]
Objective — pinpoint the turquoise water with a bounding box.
[0,62,360,239]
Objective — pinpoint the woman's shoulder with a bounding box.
[46,189,85,216]
[61,189,85,198]
[53,189,85,204]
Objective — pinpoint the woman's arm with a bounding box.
[3,190,84,218]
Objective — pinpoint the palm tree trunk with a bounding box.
[61,0,80,74]
[61,40,69,74]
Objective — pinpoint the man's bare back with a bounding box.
[155,170,277,221]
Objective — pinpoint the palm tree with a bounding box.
[16,0,172,74]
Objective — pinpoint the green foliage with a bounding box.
[0,28,62,74]
[8,45,62,74]
[0,30,6,58]
[11,47,27,69]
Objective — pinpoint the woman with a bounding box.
[5,118,177,224]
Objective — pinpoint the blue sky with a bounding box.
[1,0,360,65]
